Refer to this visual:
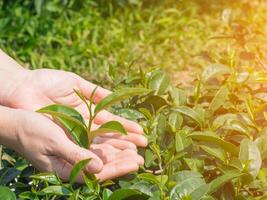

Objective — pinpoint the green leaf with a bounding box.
[188,132,239,156]
[103,188,113,200]
[41,186,71,196]
[169,86,187,106]
[255,136,267,160]
[90,121,127,138]
[208,85,229,113]
[173,106,205,128]
[69,158,91,184]
[37,105,88,148]
[199,144,226,162]
[37,104,84,123]
[148,70,170,95]
[169,170,203,182]
[145,149,156,168]
[168,112,183,132]
[31,173,60,185]
[170,176,206,200]
[208,170,243,194]
[175,130,191,152]
[108,188,149,200]
[137,173,159,184]
[115,108,144,120]
[0,186,16,200]
[201,64,231,82]
[239,138,262,177]
[95,88,151,114]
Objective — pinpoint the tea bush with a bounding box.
[1,0,267,199]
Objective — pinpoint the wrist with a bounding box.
[0,106,21,148]
[0,50,31,106]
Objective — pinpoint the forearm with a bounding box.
[0,105,19,148]
[0,49,30,106]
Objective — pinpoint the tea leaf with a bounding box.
[37,105,88,148]
[0,186,16,200]
[202,64,231,82]
[41,186,71,196]
[208,170,243,194]
[90,121,127,138]
[173,106,205,128]
[170,176,206,200]
[239,138,262,177]
[209,85,229,113]
[94,88,151,114]
[108,188,149,200]
[199,144,226,162]
[31,173,60,185]
[37,104,84,123]
[148,70,170,95]
[188,132,239,156]
[168,112,183,132]
[69,158,91,184]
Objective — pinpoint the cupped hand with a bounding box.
[6,68,147,148]
[9,109,143,182]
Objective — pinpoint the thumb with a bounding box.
[55,140,103,174]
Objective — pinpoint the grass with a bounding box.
[1,0,266,88]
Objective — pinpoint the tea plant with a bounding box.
[1,63,267,199]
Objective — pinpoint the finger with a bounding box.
[46,156,84,183]
[54,139,103,173]
[76,76,111,103]
[90,144,121,163]
[97,132,148,147]
[93,137,137,150]
[95,158,140,181]
[103,149,144,165]
[94,109,144,134]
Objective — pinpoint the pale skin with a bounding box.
[0,49,148,182]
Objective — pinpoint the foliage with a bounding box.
[2,63,267,199]
[1,0,267,199]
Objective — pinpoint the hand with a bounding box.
[0,107,144,182]
[3,68,147,148]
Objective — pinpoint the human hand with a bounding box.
[0,107,144,182]
[2,68,147,148]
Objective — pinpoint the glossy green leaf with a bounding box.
[168,112,183,132]
[31,173,60,185]
[94,88,151,114]
[137,173,159,184]
[169,170,203,182]
[209,85,229,113]
[188,132,239,156]
[148,70,170,95]
[208,170,243,194]
[169,86,187,106]
[37,105,88,148]
[108,188,149,200]
[239,138,262,177]
[41,186,71,196]
[199,144,226,162]
[175,130,191,152]
[90,121,127,138]
[37,104,84,123]
[173,106,205,128]
[201,64,231,82]
[69,158,91,184]
[0,186,16,200]
[170,176,206,200]
[255,136,267,160]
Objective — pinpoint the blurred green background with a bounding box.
[0,0,266,87]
